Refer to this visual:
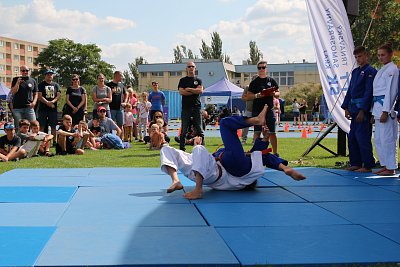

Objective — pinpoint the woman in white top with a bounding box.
[92,73,112,119]
[372,43,399,175]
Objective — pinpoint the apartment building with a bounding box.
[138,60,320,95]
[0,36,47,87]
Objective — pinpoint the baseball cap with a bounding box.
[44,69,56,75]
[97,106,106,112]
[4,123,15,130]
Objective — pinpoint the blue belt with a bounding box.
[373,95,385,106]
[349,98,363,112]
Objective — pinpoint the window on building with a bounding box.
[0,53,4,59]
[0,77,3,83]
[13,55,19,61]
[0,40,4,47]
[280,77,287,86]
[169,71,182,76]
[27,45,33,52]
[151,72,164,77]
[14,43,19,49]
[141,72,147,78]
[234,73,241,78]
[28,57,33,63]
[0,65,5,71]
[288,77,294,86]
[14,66,19,73]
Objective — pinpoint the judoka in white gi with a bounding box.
[372,43,399,176]
[160,105,305,200]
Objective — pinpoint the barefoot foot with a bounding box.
[184,190,202,200]
[354,167,372,173]
[378,170,396,176]
[284,168,306,181]
[167,182,183,193]
[345,166,361,171]
[256,104,268,126]
[373,167,387,174]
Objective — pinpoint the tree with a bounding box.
[210,32,223,61]
[173,45,197,63]
[125,56,147,90]
[199,40,212,59]
[351,0,400,65]
[33,38,114,86]
[247,40,263,64]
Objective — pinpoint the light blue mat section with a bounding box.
[0,203,68,226]
[88,167,164,177]
[0,186,77,203]
[0,226,55,266]
[317,201,400,224]
[285,186,400,202]
[217,225,400,265]
[0,176,84,187]
[0,168,91,177]
[36,226,239,266]
[364,223,400,245]
[196,202,350,227]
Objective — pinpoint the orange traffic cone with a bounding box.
[308,125,313,134]
[320,123,325,131]
[178,127,182,136]
[298,123,302,129]
[215,120,219,128]
[237,129,242,138]
[284,122,289,132]
[301,128,308,138]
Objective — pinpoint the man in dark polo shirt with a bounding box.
[11,65,38,130]
[37,69,61,138]
[178,61,204,151]
[107,71,127,132]
[246,61,279,156]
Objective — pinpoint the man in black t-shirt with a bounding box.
[0,123,26,161]
[178,62,204,151]
[107,71,127,132]
[38,69,61,137]
[246,61,279,156]
[10,65,38,130]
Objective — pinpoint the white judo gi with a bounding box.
[160,145,265,190]
[372,62,399,170]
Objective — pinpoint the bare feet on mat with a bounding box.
[284,168,306,181]
[373,167,387,174]
[378,170,396,176]
[184,189,202,200]
[354,167,371,173]
[167,182,183,193]
[345,166,361,171]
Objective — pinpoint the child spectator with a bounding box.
[137,92,152,142]
[149,124,165,150]
[17,119,41,158]
[292,98,300,126]
[73,121,92,150]
[143,111,170,144]
[0,123,26,161]
[56,115,86,155]
[30,120,54,157]
[89,117,103,147]
[123,103,135,142]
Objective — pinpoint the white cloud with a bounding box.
[100,42,161,71]
[0,0,136,43]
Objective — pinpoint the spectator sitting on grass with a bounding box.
[0,122,26,162]
[149,124,165,150]
[87,106,122,138]
[17,119,41,158]
[30,120,54,157]
[143,111,170,144]
[56,115,86,155]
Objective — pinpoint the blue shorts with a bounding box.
[293,111,300,118]
[111,109,124,126]
[313,112,319,119]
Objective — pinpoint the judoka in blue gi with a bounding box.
[341,46,377,172]
[160,105,306,200]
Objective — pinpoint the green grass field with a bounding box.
[0,137,352,174]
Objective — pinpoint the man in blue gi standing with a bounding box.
[341,46,377,172]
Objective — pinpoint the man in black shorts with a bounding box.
[247,61,279,156]
[178,62,204,151]
[37,69,61,139]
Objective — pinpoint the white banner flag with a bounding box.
[306,0,355,133]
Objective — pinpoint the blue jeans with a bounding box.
[111,109,124,127]
[12,107,36,130]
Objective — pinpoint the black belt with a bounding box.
[215,164,222,182]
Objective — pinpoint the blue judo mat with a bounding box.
[0,167,399,266]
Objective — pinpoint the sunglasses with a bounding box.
[187,66,195,68]
[257,66,267,70]
[152,83,158,85]
[155,116,162,118]
[98,77,104,80]
[99,110,107,113]
[21,69,29,72]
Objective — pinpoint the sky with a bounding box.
[0,0,316,71]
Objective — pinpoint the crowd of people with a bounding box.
[2,42,399,197]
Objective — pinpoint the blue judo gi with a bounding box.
[341,64,377,169]
[213,116,287,177]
